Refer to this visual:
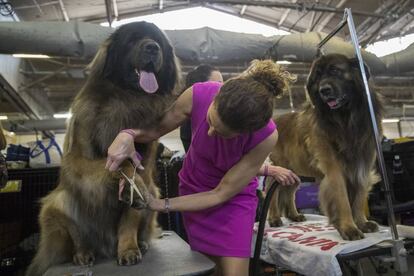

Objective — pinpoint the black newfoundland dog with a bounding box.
[268,54,383,240]
[26,22,180,276]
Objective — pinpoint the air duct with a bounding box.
[1,21,413,74]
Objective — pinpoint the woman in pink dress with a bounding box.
[106,60,299,275]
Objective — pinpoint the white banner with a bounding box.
[252,214,394,276]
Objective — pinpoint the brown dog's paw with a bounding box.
[118,248,142,266]
[337,224,364,240]
[290,214,306,222]
[358,220,379,233]
[73,250,95,266]
[269,217,284,227]
[138,241,149,255]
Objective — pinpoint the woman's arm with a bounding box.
[149,130,279,212]
[105,87,193,171]
[257,164,300,186]
[131,87,193,143]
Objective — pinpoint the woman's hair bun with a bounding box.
[244,59,296,97]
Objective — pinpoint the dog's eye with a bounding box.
[329,67,342,76]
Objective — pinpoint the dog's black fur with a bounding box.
[26,22,180,276]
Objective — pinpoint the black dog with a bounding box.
[26,22,180,276]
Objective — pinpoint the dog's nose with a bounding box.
[319,84,334,97]
[144,42,160,55]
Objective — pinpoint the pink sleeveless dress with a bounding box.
[178,81,276,257]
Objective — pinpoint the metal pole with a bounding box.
[317,17,347,50]
[345,8,399,241]
[314,8,407,274]
[251,180,279,276]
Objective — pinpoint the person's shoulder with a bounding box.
[192,81,222,100]
[193,81,222,92]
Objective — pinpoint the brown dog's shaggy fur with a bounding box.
[26,22,180,276]
[268,54,382,240]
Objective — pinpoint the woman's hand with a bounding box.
[105,132,143,172]
[265,165,300,186]
[144,193,164,212]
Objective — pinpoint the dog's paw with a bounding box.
[269,217,284,227]
[73,250,95,266]
[138,241,149,255]
[118,248,142,266]
[338,224,364,240]
[290,214,306,222]
[358,220,379,233]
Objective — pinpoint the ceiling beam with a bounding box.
[189,0,385,18]
[104,0,113,26]
[360,0,410,46]
[239,5,247,16]
[57,0,69,21]
[278,0,297,27]
[316,0,347,32]
[13,1,59,11]
[113,0,119,21]
[82,2,198,23]
[0,75,52,119]
[206,4,294,33]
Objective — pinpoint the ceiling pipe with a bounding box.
[0,22,413,75]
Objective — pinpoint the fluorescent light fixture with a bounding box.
[0,115,8,120]
[382,118,400,123]
[13,54,50,59]
[53,113,72,119]
[276,60,292,65]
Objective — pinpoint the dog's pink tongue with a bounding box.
[327,100,337,108]
[139,71,159,93]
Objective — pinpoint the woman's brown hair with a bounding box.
[214,59,296,133]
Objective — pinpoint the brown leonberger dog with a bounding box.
[26,22,180,276]
[268,54,383,240]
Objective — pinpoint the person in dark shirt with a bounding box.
[180,64,223,152]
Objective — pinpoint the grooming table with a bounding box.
[44,231,215,276]
[253,215,413,276]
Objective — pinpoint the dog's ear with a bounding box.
[158,36,180,94]
[102,39,120,79]
[306,58,322,104]
[349,57,371,80]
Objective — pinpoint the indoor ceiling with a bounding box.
[1,0,414,127]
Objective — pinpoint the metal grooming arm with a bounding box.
[250,180,279,276]
[317,8,407,274]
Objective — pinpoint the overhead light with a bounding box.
[53,113,72,119]
[0,115,8,120]
[276,60,292,65]
[382,118,400,123]
[13,54,51,59]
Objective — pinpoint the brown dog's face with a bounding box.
[306,54,370,111]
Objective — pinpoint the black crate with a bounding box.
[155,156,187,241]
[383,141,414,203]
[0,167,59,274]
